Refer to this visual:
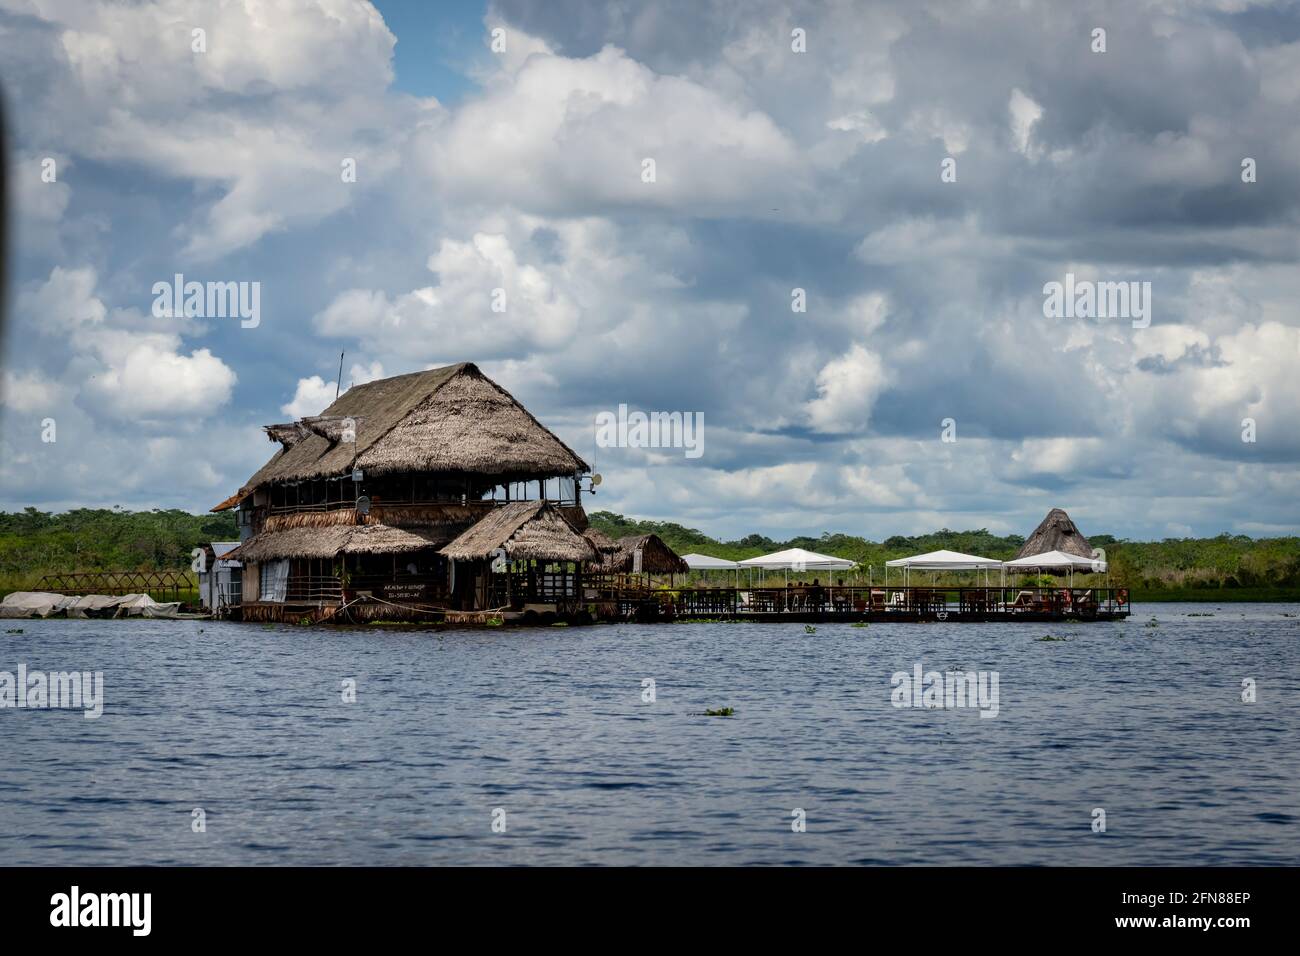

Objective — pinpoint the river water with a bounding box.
[1,603,1296,865]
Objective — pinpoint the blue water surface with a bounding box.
[0,603,1296,865]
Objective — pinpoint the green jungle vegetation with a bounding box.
[0,507,235,599]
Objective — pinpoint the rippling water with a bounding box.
[1,603,1297,865]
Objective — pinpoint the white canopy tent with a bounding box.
[739,548,856,570]
[884,549,1002,587]
[1002,549,1107,585]
[681,553,741,570]
[737,547,856,586]
[681,552,742,587]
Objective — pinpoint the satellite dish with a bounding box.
[591,473,602,487]
[356,496,371,515]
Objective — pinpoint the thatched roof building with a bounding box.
[600,533,690,574]
[214,363,602,618]
[1016,508,1094,559]
[440,501,596,563]
[228,362,588,498]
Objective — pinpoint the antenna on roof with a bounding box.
[335,351,345,400]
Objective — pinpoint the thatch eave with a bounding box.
[440,501,597,564]
[226,524,451,563]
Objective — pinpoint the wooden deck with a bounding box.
[595,585,1131,623]
[230,585,1130,625]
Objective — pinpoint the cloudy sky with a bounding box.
[1,0,1297,541]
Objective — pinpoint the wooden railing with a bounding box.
[34,570,192,603]
[284,575,343,603]
[268,495,580,516]
[596,585,1130,619]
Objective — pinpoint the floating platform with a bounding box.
[225,585,1130,626]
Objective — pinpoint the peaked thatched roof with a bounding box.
[229,364,588,499]
[440,501,597,563]
[227,524,450,562]
[582,527,619,553]
[601,533,690,574]
[1015,508,1094,559]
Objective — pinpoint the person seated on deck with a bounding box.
[809,579,824,610]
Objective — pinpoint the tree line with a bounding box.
[0,507,237,584]
[2,507,1297,599]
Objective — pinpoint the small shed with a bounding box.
[198,541,243,610]
[603,534,690,575]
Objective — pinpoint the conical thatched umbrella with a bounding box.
[1015,508,1094,559]
[1012,508,1103,585]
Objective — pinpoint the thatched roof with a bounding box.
[261,503,488,534]
[602,533,690,574]
[440,501,597,563]
[232,364,588,497]
[1015,508,1094,559]
[227,524,449,562]
[582,527,619,553]
[265,422,310,448]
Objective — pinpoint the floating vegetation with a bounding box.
[486,617,504,627]
[5,628,23,634]
[702,707,735,717]
[804,624,817,634]
[1144,617,1160,629]
[851,621,869,628]
[1187,613,1215,617]
[550,621,569,627]
[1035,634,1068,642]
